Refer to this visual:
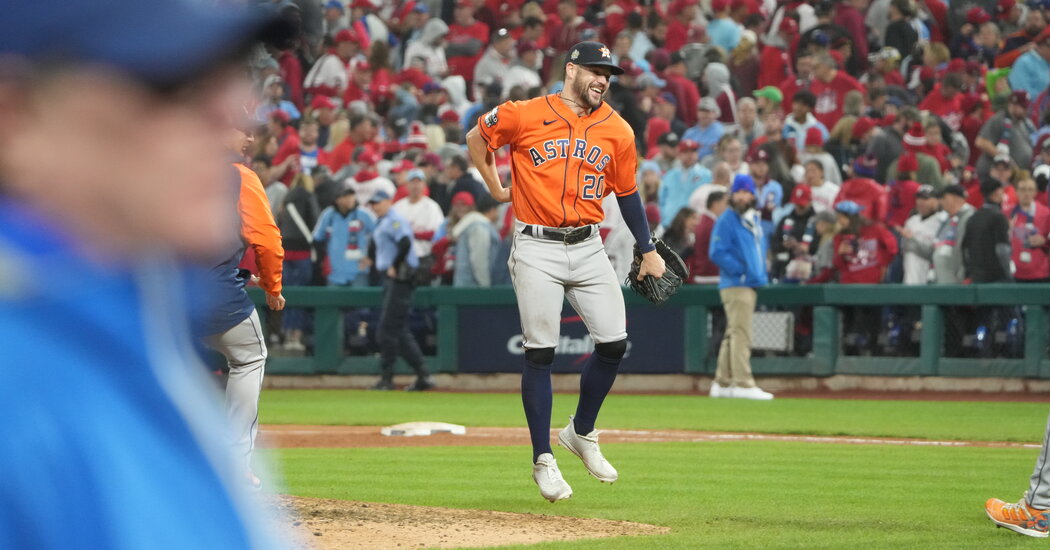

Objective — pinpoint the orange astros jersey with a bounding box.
[475,94,637,227]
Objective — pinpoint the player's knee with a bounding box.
[525,347,555,366]
[594,339,627,362]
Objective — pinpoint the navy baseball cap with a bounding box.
[566,41,625,75]
[2,0,290,89]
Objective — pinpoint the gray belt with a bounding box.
[521,224,596,245]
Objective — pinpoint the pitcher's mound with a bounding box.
[275,495,669,549]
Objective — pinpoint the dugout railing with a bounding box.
[249,284,1050,379]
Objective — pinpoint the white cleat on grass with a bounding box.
[558,416,618,483]
[533,453,572,502]
[731,386,774,400]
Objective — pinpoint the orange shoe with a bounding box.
[985,497,1050,538]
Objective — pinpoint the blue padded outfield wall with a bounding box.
[249,284,1050,379]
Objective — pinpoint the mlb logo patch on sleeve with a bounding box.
[484,107,499,128]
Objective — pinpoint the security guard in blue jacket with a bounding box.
[368,190,434,391]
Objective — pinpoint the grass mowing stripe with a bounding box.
[269,441,1041,549]
[260,390,1049,442]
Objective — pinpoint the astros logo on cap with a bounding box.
[599,47,610,58]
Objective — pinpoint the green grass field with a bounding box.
[262,390,1050,548]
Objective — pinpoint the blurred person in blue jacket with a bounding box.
[0,1,291,548]
[708,174,775,401]
[313,184,377,287]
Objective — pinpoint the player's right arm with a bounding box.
[466,125,511,203]
[466,101,522,203]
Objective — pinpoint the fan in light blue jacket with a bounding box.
[709,174,770,289]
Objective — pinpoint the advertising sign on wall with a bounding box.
[457,305,684,373]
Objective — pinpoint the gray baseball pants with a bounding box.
[1028,410,1050,509]
[203,309,266,471]
[509,221,627,349]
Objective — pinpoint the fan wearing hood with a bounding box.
[403,18,449,78]
[703,62,738,125]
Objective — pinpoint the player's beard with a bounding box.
[572,76,604,110]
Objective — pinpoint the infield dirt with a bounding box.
[274,494,669,550]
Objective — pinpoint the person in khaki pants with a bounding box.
[708,174,774,400]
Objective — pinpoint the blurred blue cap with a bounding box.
[369,190,392,203]
[325,0,345,11]
[407,169,426,181]
[731,174,756,194]
[834,200,863,215]
[2,0,287,88]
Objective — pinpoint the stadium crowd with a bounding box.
[244,0,1050,352]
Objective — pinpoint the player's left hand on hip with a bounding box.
[637,249,666,280]
[266,293,286,311]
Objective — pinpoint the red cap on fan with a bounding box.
[791,184,812,206]
[897,152,919,174]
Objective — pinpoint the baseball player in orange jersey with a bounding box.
[466,41,666,502]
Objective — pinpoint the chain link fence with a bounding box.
[943,305,1025,359]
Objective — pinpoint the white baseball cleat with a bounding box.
[732,386,774,400]
[709,382,728,398]
[533,453,572,502]
[558,416,618,483]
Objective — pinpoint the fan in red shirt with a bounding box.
[831,200,899,284]
[447,0,490,88]
[778,51,819,114]
[758,18,799,89]
[1009,177,1050,282]
[922,0,949,43]
[342,60,374,107]
[323,113,380,173]
[833,0,868,70]
[922,120,953,174]
[545,0,591,76]
[959,93,987,165]
[809,52,865,130]
[276,49,304,112]
[836,154,889,224]
[918,72,965,131]
[270,119,327,185]
[665,51,701,126]
[689,188,729,284]
[267,109,299,149]
[665,0,701,52]
[886,152,921,230]
[600,0,639,45]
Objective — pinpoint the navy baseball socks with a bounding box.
[555,350,621,483]
[521,359,554,462]
[573,349,620,435]
[523,358,574,502]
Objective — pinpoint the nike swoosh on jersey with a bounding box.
[543,119,557,125]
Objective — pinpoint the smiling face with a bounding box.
[566,63,612,110]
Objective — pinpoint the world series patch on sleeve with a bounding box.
[626,239,688,305]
